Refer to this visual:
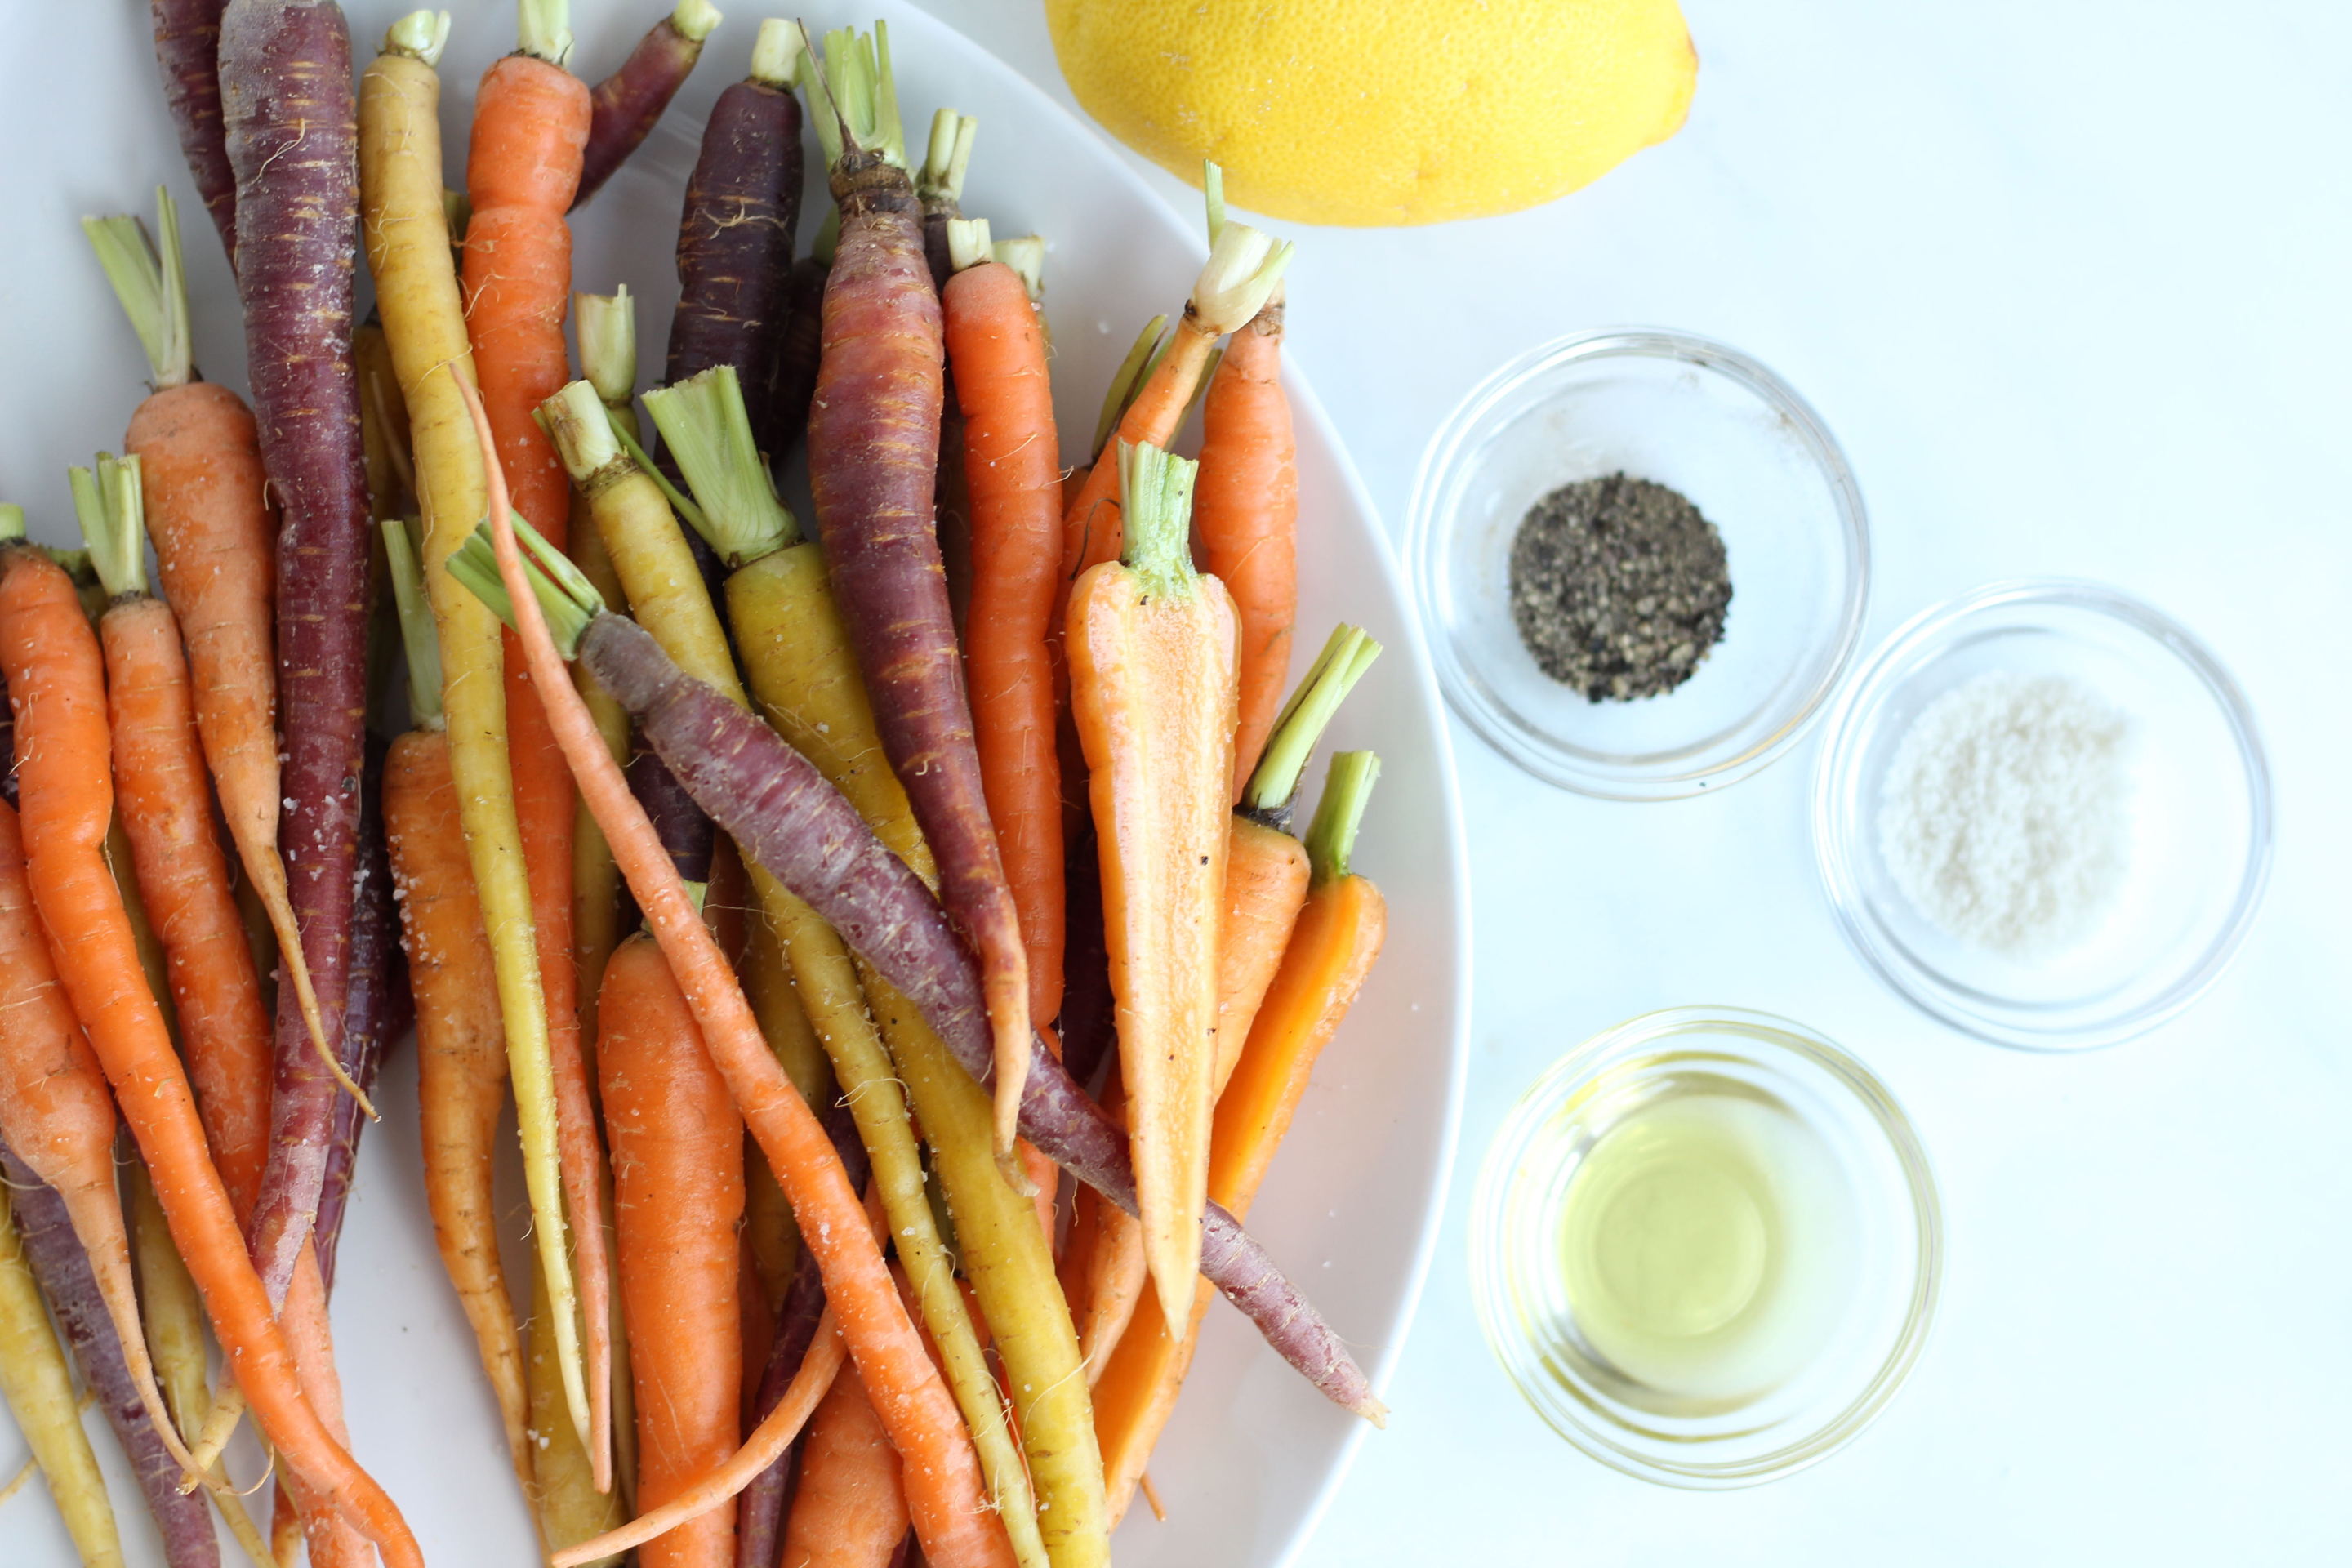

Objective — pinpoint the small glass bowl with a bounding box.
[1470,1008,1941,1489]
[1408,330,1869,799]
[1812,580,2273,1050]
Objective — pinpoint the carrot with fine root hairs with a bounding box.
[461,522,1382,1422]
[943,219,1066,1058]
[599,935,746,1568]
[0,637,186,1484]
[149,0,238,264]
[0,536,423,1566]
[82,186,341,1198]
[452,377,1016,1568]
[378,520,533,1486]
[780,1365,909,1568]
[803,25,1035,1163]
[575,0,724,210]
[461,0,615,1479]
[1194,194,1298,796]
[1095,751,1387,1520]
[565,368,1044,1568]
[220,0,381,1306]
[0,1176,123,1568]
[1056,165,1292,597]
[665,19,804,442]
[1067,443,1240,1328]
[359,7,587,1446]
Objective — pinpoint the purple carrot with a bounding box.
[573,0,724,210]
[150,0,239,265]
[219,0,372,1308]
[664,20,803,440]
[314,736,404,1294]
[733,1094,866,1568]
[766,253,829,460]
[803,27,1035,1157]
[0,1138,220,1568]
[563,609,1381,1419]
[629,746,715,885]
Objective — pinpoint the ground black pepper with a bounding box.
[1507,473,1731,701]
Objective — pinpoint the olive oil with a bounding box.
[1557,1089,1855,1410]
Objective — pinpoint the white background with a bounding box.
[1,2,2345,1564]
[924,0,2352,1562]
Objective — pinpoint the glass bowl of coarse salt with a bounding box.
[1812,579,2272,1050]
[1410,330,1870,800]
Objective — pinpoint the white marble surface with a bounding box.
[919,1,2352,1561]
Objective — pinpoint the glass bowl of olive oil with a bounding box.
[1470,1007,1941,1488]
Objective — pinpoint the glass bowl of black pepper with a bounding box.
[1409,330,1870,799]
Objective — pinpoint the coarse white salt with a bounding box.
[1877,671,2134,959]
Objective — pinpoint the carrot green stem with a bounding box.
[991,234,1045,303]
[69,453,148,600]
[1242,624,1382,821]
[448,514,604,656]
[541,380,626,486]
[641,366,799,564]
[1192,216,1294,336]
[381,519,442,727]
[603,410,705,536]
[518,0,573,66]
[572,287,636,410]
[944,217,992,275]
[0,504,22,542]
[916,109,976,206]
[673,0,722,42]
[748,18,800,89]
[804,22,906,169]
[385,9,451,65]
[1203,159,1227,245]
[1306,751,1379,885]
[1114,440,1199,598]
[1093,316,1169,459]
[82,187,193,391]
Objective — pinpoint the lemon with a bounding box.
[1045,0,1697,226]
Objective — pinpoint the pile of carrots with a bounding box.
[0,5,1394,1566]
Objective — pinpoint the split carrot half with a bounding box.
[0,535,421,1567]
[1067,443,1241,1328]
[459,0,614,1480]
[457,372,1015,1568]
[357,7,586,1445]
[1094,753,1388,1521]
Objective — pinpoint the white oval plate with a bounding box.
[0,4,1468,1565]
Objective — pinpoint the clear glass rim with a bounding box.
[1810,577,2275,1052]
[1469,1005,1944,1489]
[1407,327,1873,801]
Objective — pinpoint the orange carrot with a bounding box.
[1067,443,1240,1326]
[1054,170,1290,602]
[599,934,743,1568]
[380,518,533,1487]
[461,1,612,1481]
[944,235,1066,1039]
[1093,753,1387,1521]
[1193,296,1297,796]
[779,1365,910,1568]
[0,537,421,1567]
[279,1244,372,1568]
[80,457,273,1225]
[0,786,185,1479]
[84,190,336,1148]
[457,372,1014,1568]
